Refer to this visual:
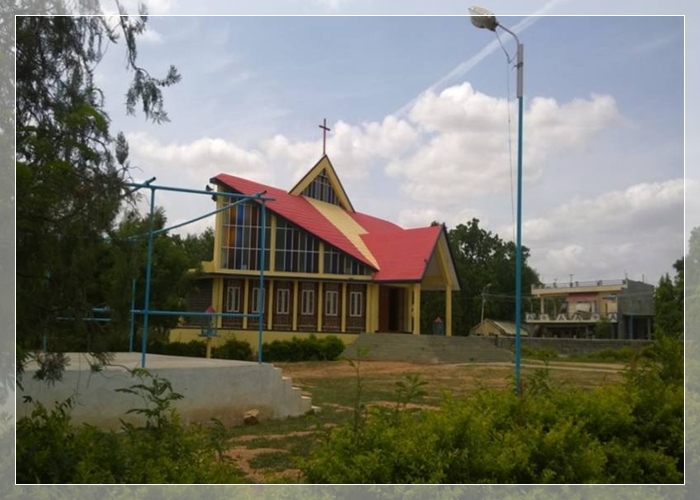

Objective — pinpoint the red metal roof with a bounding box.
[212,173,444,282]
[350,211,402,233]
[212,173,376,268]
[361,226,442,282]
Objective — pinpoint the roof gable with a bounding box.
[289,156,355,212]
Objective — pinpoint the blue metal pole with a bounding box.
[141,188,157,368]
[513,39,524,396]
[132,309,252,318]
[257,202,268,364]
[515,92,524,395]
[128,278,136,352]
[124,182,273,201]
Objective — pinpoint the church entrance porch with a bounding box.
[378,285,408,333]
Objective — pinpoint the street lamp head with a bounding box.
[469,6,498,32]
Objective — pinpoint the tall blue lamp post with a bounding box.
[469,6,524,394]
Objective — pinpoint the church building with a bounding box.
[170,152,460,349]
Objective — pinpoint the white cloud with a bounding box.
[126,133,272,185]
[139,27,163,44]
[387,83,622,205]
[514,179,685,283]
[399,206,485,229]
[264,116,418,182]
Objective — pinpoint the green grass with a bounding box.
[304,376,404,407]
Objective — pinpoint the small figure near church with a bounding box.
[433,316,444,336]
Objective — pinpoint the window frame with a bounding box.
[276,287,290,315]
[349,290,363,317]
[226,286,241,313]
[325,290,339,317]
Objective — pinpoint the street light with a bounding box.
[469,6,525,395]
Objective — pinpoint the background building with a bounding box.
[525,279,654,339]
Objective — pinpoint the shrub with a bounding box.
[262,335,345,362]
[302,337,684,484]
[149,340,207,357]
[16,369,245,484]
[212,337,253,361]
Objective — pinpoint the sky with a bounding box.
[93,7,686,287]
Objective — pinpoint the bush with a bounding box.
[212,337,253,361]
[16,369,245,484]
[262,335,345,362]
[302,337,684,484]
[149,340,207,358]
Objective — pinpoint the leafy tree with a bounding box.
[654,258,684,339]
[15,5,180,358]
[173,226,215,266]
[422,218,540,335]
[101,209,213,345]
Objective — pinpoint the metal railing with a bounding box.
[533,279,627,290]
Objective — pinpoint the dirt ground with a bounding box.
[277,359,625,377]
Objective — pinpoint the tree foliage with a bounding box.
[654,258,684,339]
[422,219,540,335]
[105,209,213,343]
[15,5,180,355]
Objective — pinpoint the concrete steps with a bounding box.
[342,333,513,364]
[277,373,312,415]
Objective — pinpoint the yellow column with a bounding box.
[292,281,299,330]
[318,242,325,273]
[267,280,274,330]
[213,277,224,328]
[445,284,453,336]
[365,285,372,332]
[205,338,212,359]
[317,282,324,332]
[341,283,347,332]
[269,215,277,272]
[370,284,380,332]
[242,278,250,329]
[412,283,421,335]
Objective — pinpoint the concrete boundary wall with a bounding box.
[17,352,311,429]
[489,337,653,355]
